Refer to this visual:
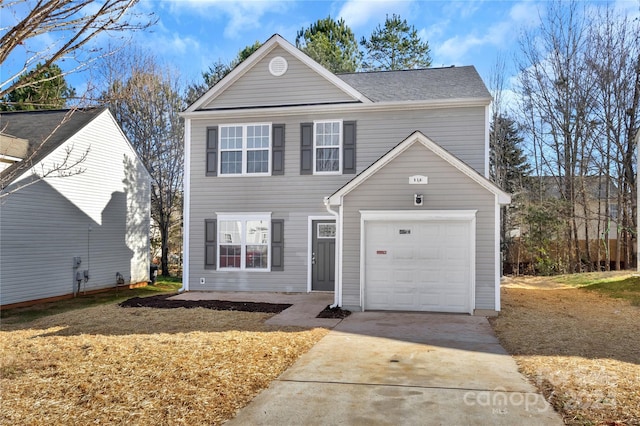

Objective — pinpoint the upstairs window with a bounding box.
[314,120,342,174]
[219,124,271,175]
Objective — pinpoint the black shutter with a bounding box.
[271,219,284,271]
[204,219,217,269]
[272,124,285,175]
[300,122,313,174]
[343,121,356,174]
[206,126,218,176]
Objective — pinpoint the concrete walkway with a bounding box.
[226,311,564,425]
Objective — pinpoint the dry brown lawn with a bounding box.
[0,305,329,425]
[491,275,640,425]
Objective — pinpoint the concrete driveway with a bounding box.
[226,311,563,425]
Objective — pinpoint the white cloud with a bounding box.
[434,1,542,65]
[167,0,290,39]
[337,0,415,30]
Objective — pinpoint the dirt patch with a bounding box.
[0,304,329,425]
[119,293,292,313]
[491,276,640,425]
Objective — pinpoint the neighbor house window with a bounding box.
[218,214,270,270]
[314,120,342,173]
[220,124,271,175]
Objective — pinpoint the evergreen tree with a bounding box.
[296,16,361,73]
[360,14,431,71]
[490,114,531,193]
[2,63,75,110]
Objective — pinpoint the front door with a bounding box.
[312,220,336,291]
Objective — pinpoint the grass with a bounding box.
[493,273,640,425]
[552,271,640,306]
[0,276,182,324]
[581,276,640,306]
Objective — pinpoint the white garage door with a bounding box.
[364,220,472,313]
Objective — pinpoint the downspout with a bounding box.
[180,118,191,293]
[324,196,341,308]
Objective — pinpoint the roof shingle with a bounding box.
[337,66,491,102]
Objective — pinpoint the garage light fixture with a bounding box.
[414,194,423,206]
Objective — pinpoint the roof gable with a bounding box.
[0,108,105,182]
[187,34,370,112]
[327,131,510,205]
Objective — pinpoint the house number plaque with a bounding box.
[409,175,428,184]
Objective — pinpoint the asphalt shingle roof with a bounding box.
[337,66,491,102]
[0,108,105,182]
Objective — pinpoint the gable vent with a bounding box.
[269,56,288,77]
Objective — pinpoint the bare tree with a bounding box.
[0,0,154,99]
[516,0,598,272]
[587,5,640,270]
[97,49,184,276]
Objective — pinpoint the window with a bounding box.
[314,120,342,173]
[218,214,270,270]
[219,124,271,175]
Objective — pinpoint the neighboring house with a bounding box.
[181,35,510,315]
[0,108,151,307]
[506,175,625,272]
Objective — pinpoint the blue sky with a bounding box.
[134,0,543,84]
[3,0,639,97]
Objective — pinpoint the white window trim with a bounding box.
[217,213,272,271]
[218,123,272,176]
[313,119,342,175]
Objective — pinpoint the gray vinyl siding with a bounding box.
[340,143,497,311]
[202,47,355,110]
[187,104,488,293]
[0,112,150,306]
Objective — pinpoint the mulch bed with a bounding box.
[119,293,291,313]
[316,305,351,319]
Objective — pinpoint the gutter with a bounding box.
[324,196,341,308]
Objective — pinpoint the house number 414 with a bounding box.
[409,175,428,184]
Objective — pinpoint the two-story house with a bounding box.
[1,108,151,307]
[181,35,510,315]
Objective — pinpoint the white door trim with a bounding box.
[307,215,336,292]
[359,210,477,314]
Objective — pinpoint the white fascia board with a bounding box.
[328,131,511,206]
[273,36,371,104]
[181,97,491,120]
[360,210,478,221]
[186,38,279,112]
[185,34,370,112]
[0,154,23,162]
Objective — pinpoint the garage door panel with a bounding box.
[365,219,472,313]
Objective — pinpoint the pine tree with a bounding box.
[360,14,431,71]
[296,16,361,73]
[2,63,75,110]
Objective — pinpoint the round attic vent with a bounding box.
[269,56,288,76]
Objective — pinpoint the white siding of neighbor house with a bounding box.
[186,104,489,293]
[0,111,150,306]
[202,46,358,109]
[339,143,497,311]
